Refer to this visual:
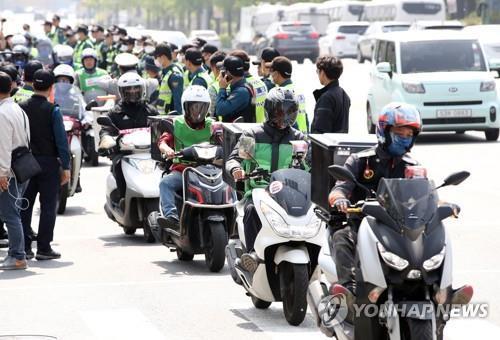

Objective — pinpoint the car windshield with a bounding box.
[281,24,313,33]
[402,2,442,14]
[401,40,486,73]
[338,25,368,34]
[377,178,438,229]
[382,25,410,32]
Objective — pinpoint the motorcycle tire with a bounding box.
[405,318,433,340]
[142,200,158,243]
[279,262,309,326]
[123,227,137,235]
[57,183,69,215]
[204,222,228,272]
[176,248,194,261]
[251,295,272,309]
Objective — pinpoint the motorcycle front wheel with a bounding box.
[279,262,309,326]
[204,222,228,272]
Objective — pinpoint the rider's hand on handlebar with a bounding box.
[232,168,246,181]
[159,143,175,159]
[99,135,116,149]
[333,198,350,214]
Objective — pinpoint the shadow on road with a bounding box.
[416,132,497,145]
[57,206,96,217]
[152,259,230,277]
[0,269,39,279]
[99,233,157,247]
[27,260,74,269]
[230,307,317,332]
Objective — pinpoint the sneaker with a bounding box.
[36,249,61,260]
[25,249,35,260]
[240,252,259,274]
[158,215,179,229]
[450,285,473,305]
[0,256,27,270]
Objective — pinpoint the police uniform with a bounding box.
[157,64,184,114]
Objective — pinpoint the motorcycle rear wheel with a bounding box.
[204,222,228,272]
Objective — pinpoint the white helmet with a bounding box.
[11,34,28,47]
[114,52,139,67]
[117,72,146,103]
[53,64,76,84]
[54,44,74,65]
[81,48,98,61]
[181,85,211,124]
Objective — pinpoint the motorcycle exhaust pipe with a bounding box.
[307,279,328,327]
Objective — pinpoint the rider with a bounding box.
[75,48,109,97]
[156,85,214,227]
[226,87,308,273]
[98,72,159,209]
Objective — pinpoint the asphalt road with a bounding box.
[1,59,499,340]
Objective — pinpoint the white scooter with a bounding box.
[225,138,324,326]
[96,116,162,243]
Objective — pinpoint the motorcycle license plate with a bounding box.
[436,109,472,118]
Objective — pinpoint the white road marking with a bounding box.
[80,308,165,340]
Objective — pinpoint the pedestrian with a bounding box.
[252,47,280,91]
[200,44,218,75]
[184,48,212,89]
[207,51,226,117]
[311,56,350,133]
[19,69,70,260]
[0,71,30,270]
[153,43,184,114]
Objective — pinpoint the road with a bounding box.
[1,59,499,340]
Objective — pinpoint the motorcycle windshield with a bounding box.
[54,83,85,119]
[377,178,438,229]
[84,88,107,104]
[268,168,311,217]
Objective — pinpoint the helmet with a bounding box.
[81,48,98,71]
[35,36,54,67]
[264,87,299,130]
[115,53,139,74]
[12,45,30,70]
[181,85,210,125]
[11,34,28,47]
[117,72,146,104]
[24,60,43,82]
[54,44,74,66]
[53,64,76,84]
[376,102,422,153]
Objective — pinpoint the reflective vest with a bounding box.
[246,75,268,123]
[13,87,34,103]
[190,69,212,89]
[76,68,108,93]
[183,70,190,89]
[157,68,176,114]
[105,46,117,74]
[173,116,213,164]
[73,38,94,70]
[283,82,308,133]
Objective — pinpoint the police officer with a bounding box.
[101,30,117,73]
[251,47,280,91]
[143,55,161,106]
[207,51,226,117]
[90,25,106,64]
[73,25,94,70]
[226,87,308,272]
[153,43,183,114]
[230,50,268,123]
[184,48,212,89]
[200,44,218,74]
[215,56,252,122]
[51,15,66,45]
[13,60,43,103]
[268,56,308,133]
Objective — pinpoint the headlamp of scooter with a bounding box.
[423,246,446,271]
[377,242,409,271]
[127,158,156,174]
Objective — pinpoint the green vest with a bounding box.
[13,87,34,103]
[106,47,117,74]
[283,82,308,133]
[246,75,268,123]
[173,116,213,164]
[173,62,184,74]
[190,69,212,89]
[77,68,108,93]
[157,68,175,114]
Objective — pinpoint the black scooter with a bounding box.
[149,143,237,272]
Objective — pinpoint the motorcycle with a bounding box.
[307,164,473,340]
[54,83,85,214]
[96,116,162,243]
[149,143,237,272]
[225,138,324,326]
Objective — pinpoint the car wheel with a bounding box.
[485,128,499,141]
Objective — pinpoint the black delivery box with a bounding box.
[309,133,377,213]
[148,115,177,162]
[222,123,260,189]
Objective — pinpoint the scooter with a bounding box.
[96,116,162,243]
[307,165,473,340]
[149,143,237,272]
[55,82,85,214]
[225,138,324,326]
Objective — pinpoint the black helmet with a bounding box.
[264,87,298,130]
[24,60,43,82]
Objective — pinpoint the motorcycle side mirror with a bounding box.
[238,136,256,161]
[85,100,98,111]
[328,165,356,182]
[290,140,309,155]
[96,116,120,135]
[437,171,470,189]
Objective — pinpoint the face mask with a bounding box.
[154,58,162,68]
[120,45,128,52]
[144,45,155,54]
[387,132,412,157]
[113,35,120,43]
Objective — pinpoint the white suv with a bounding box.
[366,30,500,141]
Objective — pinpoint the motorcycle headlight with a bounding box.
[377,243,409,271]
[423,246,446,271]
[128,158,156,174]
[63,120,74,132]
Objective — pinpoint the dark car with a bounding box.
[263,21,320,63]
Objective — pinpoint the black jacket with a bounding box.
[311,80,350,134]
[100,101,158,138]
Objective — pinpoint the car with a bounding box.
[357,21,410,63]
[189,30,222,49]
[408,20,464,30]
[366,30,500,141]
[142,30,188,49]
[319,21,369,58]
[262,21,320,63]
[464,25,500,61]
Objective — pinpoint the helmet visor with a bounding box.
[184,101,209,124]
[119,85,143,103]
[269,100,298,129]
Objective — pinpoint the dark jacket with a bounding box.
[330,146,418,204]
[19,95,70,170]
[216,78,252,122]
[311,80,350,134]
[100,101,158,138]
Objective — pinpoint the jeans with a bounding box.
[159,171,183,218]
[330,225,357,294]
[0,178,27,260]
[21,156,60,252]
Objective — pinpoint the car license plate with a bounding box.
[293,37,306,41]
[436,109,472,118]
